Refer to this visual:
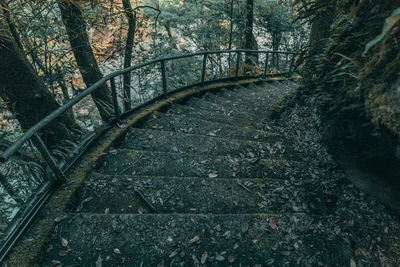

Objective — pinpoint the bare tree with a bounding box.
[57,0,113,121]
[0,15,78,148]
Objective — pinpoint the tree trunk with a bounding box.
[57,0,113,121]
[244,0,257,66]
[302,0,336,77]
[1,0,23,50]
[0,16,78,149]
[228,0,234,68]
[122,0,137,111]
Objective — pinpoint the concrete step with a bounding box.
[166,103,270,130]
[78,173,299,214]
[42,213,353,266]
[183,97,269,123]
[119,128,298,160]
[42,213,279,266]
[140,111,288,143]
[215,82,294,110]
[95,149,305,179]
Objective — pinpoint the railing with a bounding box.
[0,49,296,262]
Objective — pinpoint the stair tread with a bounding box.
[78,173,295,214]
[166,103,274,130]
[184,96,272,122]
[96,149,305,179]
[42,213,354,266]
[119,127,298,159]
[141,111,289,142]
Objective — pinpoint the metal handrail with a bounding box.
[0,49,294,163]
[0,49,296,263]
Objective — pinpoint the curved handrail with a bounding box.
[0,49,295,162]
[0,49,297,263]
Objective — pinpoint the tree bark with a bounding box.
[0,0,23,50]
[0,16,78,149]
[244,0,257,66]
[122,0,137,110]
[57,0,112,121]
[302,0,336,75]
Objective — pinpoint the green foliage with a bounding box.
[363,7,400,55]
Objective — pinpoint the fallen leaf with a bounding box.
[104,208,109,215]
[228,256,236,263]
[265,258,275,266]
[169,249,180,258]
[76,197,94,212]
[215,254,225,262]
[192,254,200,267]
[190,234,200,244]
[201,251,208,264]
[241,222,249,233]
[114,248,121,254]
[61,238,68,247]
[54,215,67,223]
[59,248,72,256]
[157,260,164,267]
[350,258,357,267]
[208,172,218,178]
[281,251,290,256]
[96,255,102,267]
[269,218,277,230]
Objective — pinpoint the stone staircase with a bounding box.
[41,81,356,266]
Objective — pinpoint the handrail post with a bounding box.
[110,77,120,121]
[289,53,296,74]
[276,53,280,70]
[31,133,65,183]
[160,60,167,98]
[264,52,269,77]
[235,51,240,79]
[201,53,207,85]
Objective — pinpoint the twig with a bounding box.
[164,191,176,203]
[135,188,156,212]
[237,180,252,194]
[118,155,143,175]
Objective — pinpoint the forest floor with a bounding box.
[275,93,400,266]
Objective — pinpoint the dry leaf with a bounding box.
[190,234,200,244]
[201,251,208,264]
[269,218,277,230]
[114,248,121,254]
[61,238,68,247]
[215,254,225,262]
[59,248,72,257]
[105,208,109,215]
[241,222,249,233]
[350,258,357,267]
[169,249,180,258]
[208,172,218,178]
[192,254,200,267]
[54,215,67,223]
[96,255,102,267]
[228,256,236,263]
[76,197,94,212]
